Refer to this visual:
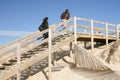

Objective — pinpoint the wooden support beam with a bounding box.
[28,67,31,77]
[117,25,119,41]
[0,46,2,56]
[105,23,108,48]
[84,29,86,33]
[74,16,77,66]
[84,41,87,48]
[53,52,57,66]
[17,43,21,80]
[74,17,77,44]
[96,42,99,46]
[91,20,94,54]
[70,42,72,58]
[48,28,52,80]
[69,25,72,32]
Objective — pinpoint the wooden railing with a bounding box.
[74,17,120,53]
[0,17,119,80]
[0,18,73,80]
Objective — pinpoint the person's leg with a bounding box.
[37,36,43,40]
[46,32,48,38]
[43,33,46,39]
[61,19,66,26]
[61,19,67,35]
[44,33,48,39]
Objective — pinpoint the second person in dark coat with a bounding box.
[42,17,49,39]
[37,17,49,40]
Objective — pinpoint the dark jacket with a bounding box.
[42,17,49,39]
[37,17,49,40]
[60,10,70,20]
[42,17,48,30]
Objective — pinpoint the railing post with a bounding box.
[74,17,77,44]
[117,24,119,41]
[105,23,108,48]
[17,43,21,80]
[70,25,72,32]
[53,52,57,66]
[74,17,77,66]
[28,67,31,77]
[70,42,72,58]
[84,41,87,48]
[91,20,94,54]
[84,29,86,33]
[48,28,52,80]
[0,46,2,56]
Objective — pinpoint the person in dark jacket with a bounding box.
[60,9,70,21]
[37,17,49,40]
[60,9,70,35]
[42,17,49,39]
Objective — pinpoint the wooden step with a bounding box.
[39,61,48,66]
[52,43,56,45]
[52,68,61,71]
[22,53,31,56]
[0,66,5,70]
[52,38,61,42]
[62,37,66,40]
[2,62,12,66]
[41,46,48,48]
[55,40,61,42]
[28,50,35,53]
[15,57,24,61]
[37,48,45,51]
[39,63,47,67]
[29,52,37,54]
[9,59,17,62]
[51,66,64,72]
[52,65,64,71]
[21,55,31,58]
[41,43,48,48]
[66,35,70,37]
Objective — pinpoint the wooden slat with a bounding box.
[77,25,105,31]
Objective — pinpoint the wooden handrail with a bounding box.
[77,25,105,31]
[77,25,117,33]
[77,17,117,27]
[0,17,118,59]
[0,19,73,64]
[0,31,37,49]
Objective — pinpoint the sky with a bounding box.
[0,0,120,45]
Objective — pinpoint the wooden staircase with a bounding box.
[0,33,73,80]
[0,17,119,80]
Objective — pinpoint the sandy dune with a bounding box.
[28,41,120,80]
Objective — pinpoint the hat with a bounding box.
[65,9,69,12]
[43,17,48,21]
[44,17,48,20]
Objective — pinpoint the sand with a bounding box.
[28,40,120,80]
